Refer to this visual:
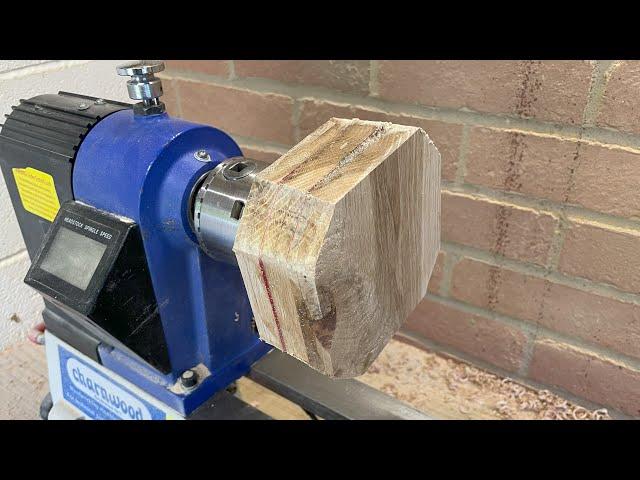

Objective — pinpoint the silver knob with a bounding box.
[116,61,165,77]
[116,60,166,115]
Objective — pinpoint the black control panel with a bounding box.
[26,202,123,312]
[25,201,171,373]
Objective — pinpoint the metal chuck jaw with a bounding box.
[191,157,270,264]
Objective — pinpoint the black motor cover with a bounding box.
[0,92,130,257]
[0,93,134,365]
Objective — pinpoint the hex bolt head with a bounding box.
[194,149,211,162]
[180,369,198,389]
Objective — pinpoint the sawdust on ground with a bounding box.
[0,342,49,420]
[359,338,610,420]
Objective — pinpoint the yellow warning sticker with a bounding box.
[12,167,61,222]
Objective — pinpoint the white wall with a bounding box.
[0,60,130,351]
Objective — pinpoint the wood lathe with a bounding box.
[0,61,441,420]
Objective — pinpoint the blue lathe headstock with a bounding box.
[3,61,271,416]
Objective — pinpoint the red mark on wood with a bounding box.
[258,258,287,352]
[279,162,307,184]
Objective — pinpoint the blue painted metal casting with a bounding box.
[73,109,270,415]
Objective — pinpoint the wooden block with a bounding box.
[234,118,440,378]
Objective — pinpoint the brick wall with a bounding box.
[159,60,640,417]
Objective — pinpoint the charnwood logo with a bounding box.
[66,358,150,420]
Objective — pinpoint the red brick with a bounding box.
[441,192,557,265]
[161,78,180,117]
[298,99,373,139]
[465,128,640,218]
[377,61,594,124]
[405,298,527,372]
[235,60,370,95]
[451,258,640,359]
[165,60,229,77]
[558,221,640,294]
[542,284,640,360]
[177,80,294,145]
[596,61,640,135]
[427,251,446,294]
[529,339,640,417]
[451,258,547,323]
[239,146,282,164]
[465,128,576,202]
[570,143,640,219]
[298,99,462,181]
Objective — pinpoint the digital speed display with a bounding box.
[40,227,108,290]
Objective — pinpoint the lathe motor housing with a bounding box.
[0,91,271,417]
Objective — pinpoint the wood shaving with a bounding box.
[358,338,611,420]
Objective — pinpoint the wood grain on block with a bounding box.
[234,118,440,378]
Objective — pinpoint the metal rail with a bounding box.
[189,389,272,420]
[248,350,432,420]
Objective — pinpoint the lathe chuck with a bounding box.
[191,157,270,264]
